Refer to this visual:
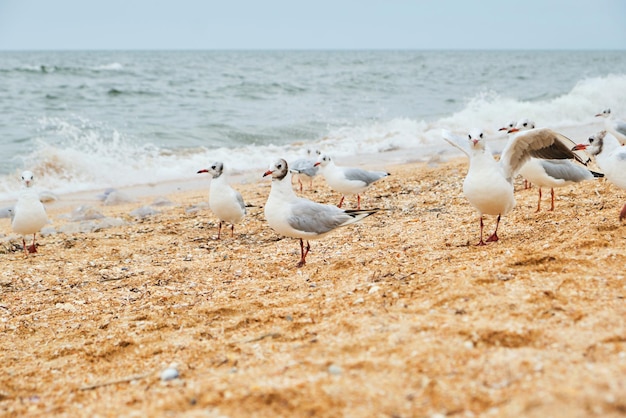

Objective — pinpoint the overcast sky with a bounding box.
[0,0,625,50]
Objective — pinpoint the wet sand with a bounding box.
[1,158,625,417]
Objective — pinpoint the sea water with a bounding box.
[0,50,625,200]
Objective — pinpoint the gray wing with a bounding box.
[290,158,318,177]
[288,200,353,234]
[235,190,246,215]
[501,128,587,180]
[441,129,471,157]
[343,167,389,185]
[540,160,594,182]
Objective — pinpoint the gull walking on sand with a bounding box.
[573,131,626,220]
[263,158,380,267]
[290,149,320,192]
[314,154,389,209]
[508,119,601,212]
[442,127,586,245]
[11,171,49,254]
[197,162,246,239]
[595,108,626,145]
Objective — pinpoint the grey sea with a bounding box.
[1,50,625,199]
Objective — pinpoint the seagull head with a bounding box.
[508,118,535,133]
[572,130,606,156]
[595,108,611,118]
[264,158,289,180]
[197,161,224,179]
[21,170,35,188]
[467,129,486,149]
[314,154,332,168]
[499,121,516,132]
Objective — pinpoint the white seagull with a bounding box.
[442,127,585,245]
[263,158,380,267]
[508,119,601,212]
[290,149,320,192]
[11,171,49,254]
[595,108,626,145]
[573,131,626,220]
[314,154,390,209]
[197,162,246,239]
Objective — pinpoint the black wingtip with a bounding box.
[591,170,605,178]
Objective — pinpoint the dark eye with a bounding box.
[479,133,483,138]
[523,122,528,127]
[589,137,595,143]
[211,165,216,169]
[468,134,471,140]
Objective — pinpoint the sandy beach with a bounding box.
[1,157,625,417]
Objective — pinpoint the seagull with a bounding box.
[442,127,584,245]
[573,131,626,220]
[290,149,320,192]
[263,158,380,267]
[11,171,49,254]
[595,108,626,145]
[197,162,246,239]
[508,119,602,212]
[314,154,390,209]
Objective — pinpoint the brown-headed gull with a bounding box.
[314,154,389,209]
[442,127,584,245]
[11,171,49,254]
[573,131,626,220]
[595,108,626,145]
[290,149,320,192]
[508,119,602,212]
[263,158,380,267]
[197,162,246,239]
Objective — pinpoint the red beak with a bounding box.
[313,162,320,167]
[572,144,587,151]
[508,128,519,133]
[263,170,273,177]
[197,169,208,174]
[595,113,602,117]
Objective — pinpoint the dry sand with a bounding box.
[1,158,625,417]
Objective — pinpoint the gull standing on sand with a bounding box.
[595,109,626,145]
[573,131,626,220]
[290,149,320,192]
[508,119,602,212]
[263,158,380,267]
[197,162,246,239]
[314,154,389,209]
[11,170,49,254]
[442,127,586,245]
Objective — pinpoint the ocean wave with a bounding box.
[1,73,625,201]
[0,62,125,75]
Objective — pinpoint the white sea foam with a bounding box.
[1,74,625,202]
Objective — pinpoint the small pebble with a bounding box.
[328,364,342,375]
[160,367,179,381]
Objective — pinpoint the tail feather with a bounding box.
[344,208,385,220]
